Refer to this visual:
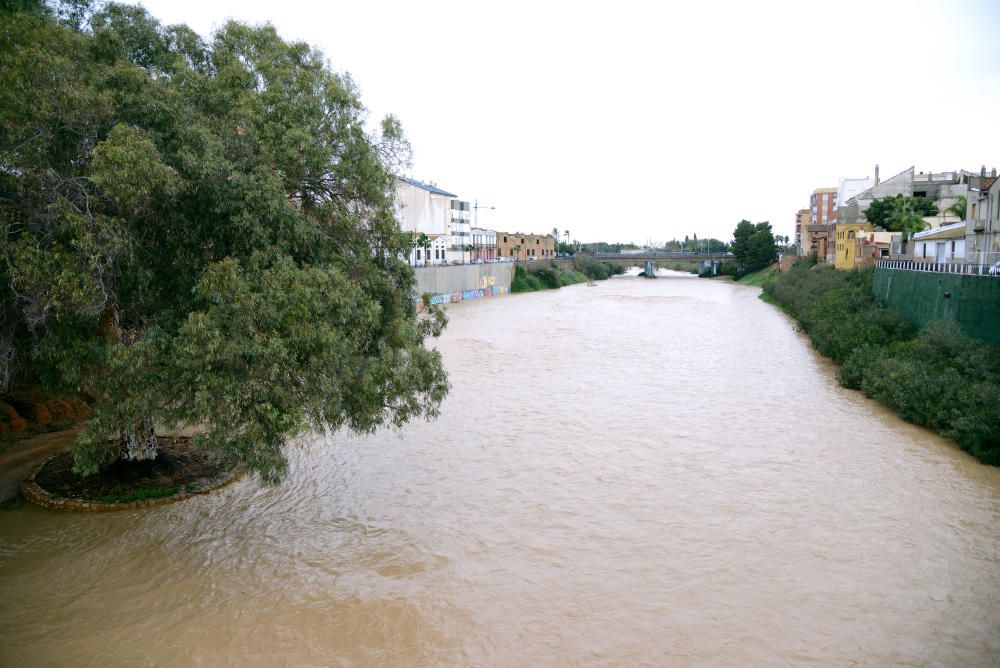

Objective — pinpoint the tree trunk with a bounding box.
[121,420,158,461]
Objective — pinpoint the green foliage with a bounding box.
[764,263,1000,464]
[97,485,179,504]
[730,220,777,276]
[1,3,448,482]
[945,196,967,221]
[864,195,937,240]
[736,267,775,286]
[660,237,728,253]
[577,241,639,254]
[572,255,623,280]
[511,264,588,292]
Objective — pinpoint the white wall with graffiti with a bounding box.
[413,263,514,308]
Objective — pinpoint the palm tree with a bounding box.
[415,232,430,266]
[464,244,474,263]
[512,244,521,263]
[887,198,929,249]
[946,196,967,221]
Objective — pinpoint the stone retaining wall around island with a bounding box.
[20,456,241,512]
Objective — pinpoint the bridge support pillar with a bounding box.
[645,260,655,276]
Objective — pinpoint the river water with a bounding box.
[1,271,998,666]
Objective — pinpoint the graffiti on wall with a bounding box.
[426,285,507,308]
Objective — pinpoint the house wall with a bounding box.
[395,181,449,237]
[794,209,811,255]
[834,223,871,270]
[912,238,964,263]
[964,176,1000,266]
[872,268,1000,344]
[469,228,496,262]
[811,188,837,226]
[446,200,471,263]
[837,177,875,209]
[867,166,914,201]
[495,232,556,260]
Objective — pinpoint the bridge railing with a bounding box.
[593,252,733,260]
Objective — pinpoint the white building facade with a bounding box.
[447,200,471,263]
[911,222,966,263]
[469,227,497,262]
[395,177,456,266]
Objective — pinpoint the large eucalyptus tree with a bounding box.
[1,1,448,482]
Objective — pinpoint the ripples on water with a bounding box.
[1,271,998,666]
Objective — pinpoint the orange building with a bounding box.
[495,232,556,261]
[794,208,810,254]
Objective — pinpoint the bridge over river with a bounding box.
[594,251,733,275]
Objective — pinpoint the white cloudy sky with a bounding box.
[131,0,1000,244]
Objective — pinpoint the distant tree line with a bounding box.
[711,220,778,278]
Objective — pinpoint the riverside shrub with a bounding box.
[572,255,624,280]
[511,264,589,292]
[763,263,1000,465]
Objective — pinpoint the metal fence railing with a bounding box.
[876,259,1000,276]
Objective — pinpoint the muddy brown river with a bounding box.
[1,271,998,666]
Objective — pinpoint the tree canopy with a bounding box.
[863,195,937,238]
[730,220,777,275]
[1,1,448,482]
[946,196,967,221]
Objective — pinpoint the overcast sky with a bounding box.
[131,0,1000,245]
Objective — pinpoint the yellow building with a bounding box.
[834,222,872,270]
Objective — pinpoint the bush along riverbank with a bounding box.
[511,257,624,292]
[762,262,1000,465]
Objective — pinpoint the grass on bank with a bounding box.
[761,262,1000,465]
[96,485,181,504]
[736,265,778,286]
[511,257,624,293]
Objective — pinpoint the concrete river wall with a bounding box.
[413,263,515,306]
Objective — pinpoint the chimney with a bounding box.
[992,167,997,178]
[874,164,880,185]
[981,165,986,177]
